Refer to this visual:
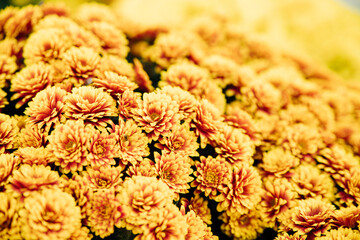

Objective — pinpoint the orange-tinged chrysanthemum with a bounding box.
[214,124,254,166]
[290,198,335,237]
[133,58,154,92]
[126,158,157,178]
[23,28,71,65]
[317,228,360,240]
[219,209,265,240]
[0,153,17,188]
[87,129,117,167]
[200,80,226,113]
[0,192,20,239]
[10,62,54,108]
[259,147,300,177]
[92,71,137,98]
[224,105,257,141]
[191,99,224,148]
[4,5,43,38]
[88,189,123,238]
[158,86,199,121]
[83,166,123,191]
[261,178,298,221]
[64,86,117,127]
[14,147,53,166]
[0,6,18,37]
[0,114,18,153]
[75,2,118,26]
[135,204,188,240]
[218,164,262,214]
[154,151,193,197]
[99,55,135,80]
[331,205,360,229]
[291,164,336,201]
[0,54,17,88]
[8,164,59,198]
[337,168,360,206]
[16,124,47,148]
[24,86,67,130]
[155,122,199,157]
[191,155,232,200]
[111,119,149,167]
[88,21,129,58]
[62,46,100,86]
[184,210,209,240]
[274,233,305,240]
[133,92,180,141]
[186,194,212,225]
[18,188,81,240]
[47,120,92,173]
[159,61,208,96]
[118,89,142,119]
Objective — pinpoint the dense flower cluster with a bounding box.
[0,2,360,240]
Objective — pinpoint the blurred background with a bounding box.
[1,0,360,81]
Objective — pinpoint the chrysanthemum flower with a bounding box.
[118,89,142,119]
[0,153,17,188]
[159,61,209,96]
[158,86,198,121]
[14,147,53,166]
[118,176,175,231]
[199,80,226,113]
[191,156,231,200]
[214,124,254,166]
[0,54,17,88]
[0,114,18,153]
[261,178,298,221]
[283,123,325,157]
[47,120,92,173]
[134,204,188,240]
[64,86,117,127]
[200,54,239,88]
[290,198,335,238]
[88,21,129,58]
[10,62,54,108]
[59,174,93,220]
[87,129,117,167]
[155,122,199,157]
[317,228,360,240]
[184,210,209,240]
[68,226,93,240]
[4,5,43,38]
[219,209,265,240]
[187,15,225,45]
[75,2,118,26]
[83,166,123,191]
[23,28,71,65]
[8,164,59,198]
[126,158,157,178]
[331,205,360,229]
[62,46,100,86]
[191,99,224,148]
[0,37,21,58]
[18,188,81,240]
[24,86,67,130]
[259,147,300,177]
[154,151,193,197]
[111,119,149,167]
[186,194,212,225]
[40,2,69,17]
[316,144,360,177]
[133,92,180,141]
[274,233,305,240]
[88,189,123,238]
[280,104,319,127]
[16,124,47,148]
[0,89,8,110]
[337,168,360,206]
[0,192,20,239]
[99,55,135,80]
[291,164,336,201]
[92,71,137,98]
[217,164,262,214]
[0,6,17,37]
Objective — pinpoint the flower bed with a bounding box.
[1,2,360,240]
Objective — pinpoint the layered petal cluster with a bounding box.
[47,120,92,173]
[0,192,20,239]
[154,151,193,197]
[185,210,210,240]
[18,188,82,240]
[331,205,360,229]
[337,168,360,205]
[0,114,18,153]
[87,129,117,167]
[133,92,180,141]
[14,147,53,166]
[64,86,117,127]
[24,86,67,130]
[0,153,17,188]
[317,228,360,240]
[83,166,123,191]
[126,158,157,178]
[0,54,17,88]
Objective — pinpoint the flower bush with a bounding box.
[1,2,360,240]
